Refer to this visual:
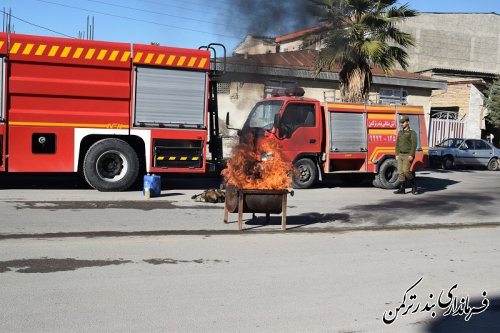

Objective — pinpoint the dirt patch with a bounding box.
[0,258,132,273]
[13,201,221,211]
[143,258,229,265]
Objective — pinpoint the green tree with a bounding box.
[305,0,417,102]
[484,77,500,129]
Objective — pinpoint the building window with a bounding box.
[217,82,230,94]
[264,80,297,98]
[379,88,407,105]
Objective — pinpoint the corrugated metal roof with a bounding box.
[226,49,443,82]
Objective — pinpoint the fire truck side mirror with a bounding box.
[225,112,238,131]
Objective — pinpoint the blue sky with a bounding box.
[1,0,499,53]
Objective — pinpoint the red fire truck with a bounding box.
[236,87,429,189]
[0,33,224,191]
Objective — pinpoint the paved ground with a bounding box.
[0,169,499,236]
[0,169,499,332]
[0,228,499,333]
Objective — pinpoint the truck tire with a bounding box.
[372,176,382,188]
[291,158,317,189]
[83,138,139,192]
[375,158,400,189]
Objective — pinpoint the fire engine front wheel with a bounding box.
[83,138,139,192]
[375,158,400,189]
[291,158,317,189]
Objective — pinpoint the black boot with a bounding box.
[411,178,418,195]
[394,183,405,194]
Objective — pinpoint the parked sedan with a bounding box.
[429,138,500,171]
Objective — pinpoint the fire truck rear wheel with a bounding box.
[83,138,139,192]
[376,158,400,189]
[291,158,317,189]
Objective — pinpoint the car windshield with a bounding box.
[436,138,463,148]
[243,101,283,130]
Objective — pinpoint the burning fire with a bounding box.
[222,135,294,190]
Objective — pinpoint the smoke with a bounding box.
[225,0,317,37]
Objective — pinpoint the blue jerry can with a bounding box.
[143,174,161,198]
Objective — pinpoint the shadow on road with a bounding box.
[408,174,459,193]
[0,173,91,190]
[244,188,498,229]
[304,170,461,192]
[425,296,500,333]
[341,191,497,225]
[244,212,350,230]
[0,173,224,191]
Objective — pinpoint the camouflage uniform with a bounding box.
[394,115,418,194]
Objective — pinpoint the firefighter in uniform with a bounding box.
[394,115,418,194]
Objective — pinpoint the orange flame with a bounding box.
[222,135,294,190]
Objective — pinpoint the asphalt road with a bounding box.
[0,169,499,332]
[0,169,499,235]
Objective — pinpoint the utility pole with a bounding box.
[86,15,95,40]
[2,8,14,33]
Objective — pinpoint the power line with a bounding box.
[133,0,232,19]
[85,0,229,27]
[35,0,239,39]
[2,9,74,38]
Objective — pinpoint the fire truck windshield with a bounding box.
[244,101,283,130]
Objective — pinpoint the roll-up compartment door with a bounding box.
[330,112,366,152]
[0,56,4,121]
[134,67,207,128]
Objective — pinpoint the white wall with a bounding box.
[465,85,485,139]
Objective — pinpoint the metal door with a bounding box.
[134,66,207,128]
[279,102,321,161]
[0,57,5,170]
[329,112,366,152]
[428,111,465,147]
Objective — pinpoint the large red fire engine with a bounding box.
[236,87,429,189]
[0,33,224,191]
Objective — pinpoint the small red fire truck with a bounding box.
[236,87,429,189]
[0,32,224,191]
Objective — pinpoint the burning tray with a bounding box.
[223,185,293,231]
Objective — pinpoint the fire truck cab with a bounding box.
[0,33,224,191]
[239,87,429,189]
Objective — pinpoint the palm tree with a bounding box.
[305,0,417,102]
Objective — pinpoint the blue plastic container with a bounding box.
[143,174,161,198]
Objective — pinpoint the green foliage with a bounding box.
[484,77,500,129]
[305,0,417,102]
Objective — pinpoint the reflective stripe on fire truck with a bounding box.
[368,146,429,163]
[156,156,200,161]
[9,121,129,129]
[8,42,209,69]
[10,42,130,62]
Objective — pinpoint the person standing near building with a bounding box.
[488,133,494,144]
[394,115,418,195]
